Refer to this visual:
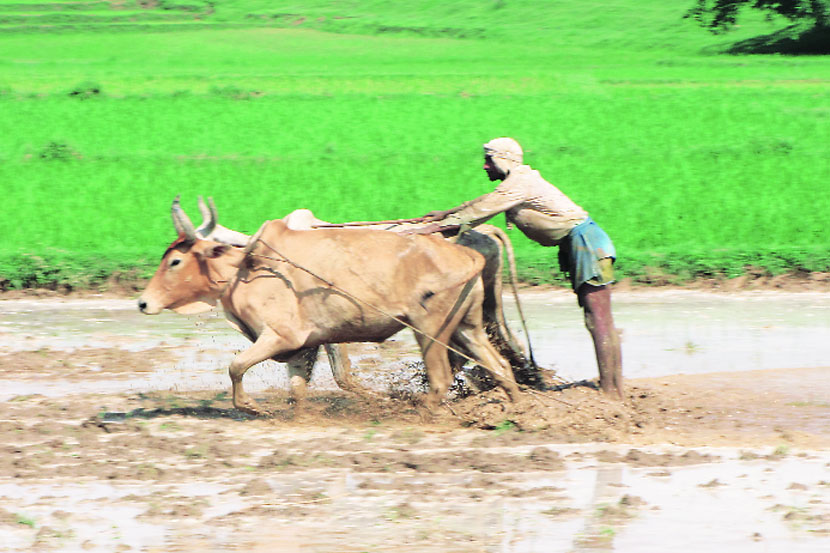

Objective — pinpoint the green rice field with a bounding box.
[1,0,829,289]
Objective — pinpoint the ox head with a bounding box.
[137,198,249,315]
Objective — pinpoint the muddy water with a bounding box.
[0,298,263,400]
[1,438,828,553]
[515,289,830,381]
[1,290,829,398]
[500,446,830,553]
[1,291,829,552]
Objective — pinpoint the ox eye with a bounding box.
[170,258,182,267]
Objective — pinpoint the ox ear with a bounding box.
[193,242,231,260]
[205,243,231,259]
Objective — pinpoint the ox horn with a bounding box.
[242,221,269,256]
[195,196,217,238]
[171,195,185,236]
[170,195,197,242]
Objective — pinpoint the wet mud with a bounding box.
[0,291,829,552]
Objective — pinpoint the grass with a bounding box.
[16,513,36,528]
[493,419,517,435]
[0,1,828,289]
[786,400,830,408]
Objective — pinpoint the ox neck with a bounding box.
[201,249,247,299]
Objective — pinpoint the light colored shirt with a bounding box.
[439,165,588,246]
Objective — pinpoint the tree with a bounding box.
[686,0,829,33]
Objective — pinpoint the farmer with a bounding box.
[414,137,623,399]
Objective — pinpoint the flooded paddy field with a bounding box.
[0,289,828,552]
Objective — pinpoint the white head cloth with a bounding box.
[483,137,523,173]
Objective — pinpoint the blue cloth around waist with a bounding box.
[557,217,616,290]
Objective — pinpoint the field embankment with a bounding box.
[1,1,829,290]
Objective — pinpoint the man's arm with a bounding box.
[422,203,467,222]
[428,185,524,230]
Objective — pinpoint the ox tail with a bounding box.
[487,226,537,368]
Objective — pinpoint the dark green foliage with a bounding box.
[0,250,153,291]
[37,141,81,162]
[686,0,830,33]
[725,23,830,53]
[67,81,102,99]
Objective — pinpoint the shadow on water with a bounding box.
[94,393,374,425]
[94,392,263,423]
[546,379,599,393]
[95,405,255,424]
[723,24,830,55]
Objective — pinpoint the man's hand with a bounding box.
[399,223,444,235]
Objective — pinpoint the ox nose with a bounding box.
[138,298,148,313]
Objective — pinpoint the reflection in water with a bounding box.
[471,448,830,553]
[573,466,625,551]
[506,290,830,381]
[2,449,826,553]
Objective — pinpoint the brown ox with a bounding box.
[183,197,540,398]
[138,217,520,416]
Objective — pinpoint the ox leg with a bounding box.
[285,347,317,406]
[229,330,293,416]
[453,323,520,402]
[578,285,623,400]
[324,344,365,395]
[452,290,521,401]
[413,280,494,409]
[413,331,454,411]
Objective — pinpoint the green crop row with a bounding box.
[0,2,828,290]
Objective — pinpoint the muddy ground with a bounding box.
[0,289,829,552]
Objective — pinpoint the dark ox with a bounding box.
[138,218,520,416]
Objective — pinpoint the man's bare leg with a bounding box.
[578,284,623,399]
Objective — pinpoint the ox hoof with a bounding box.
[505,386,522,403]
[233,398,270,417]
[419,394,442,416]
[416,405,436,423]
